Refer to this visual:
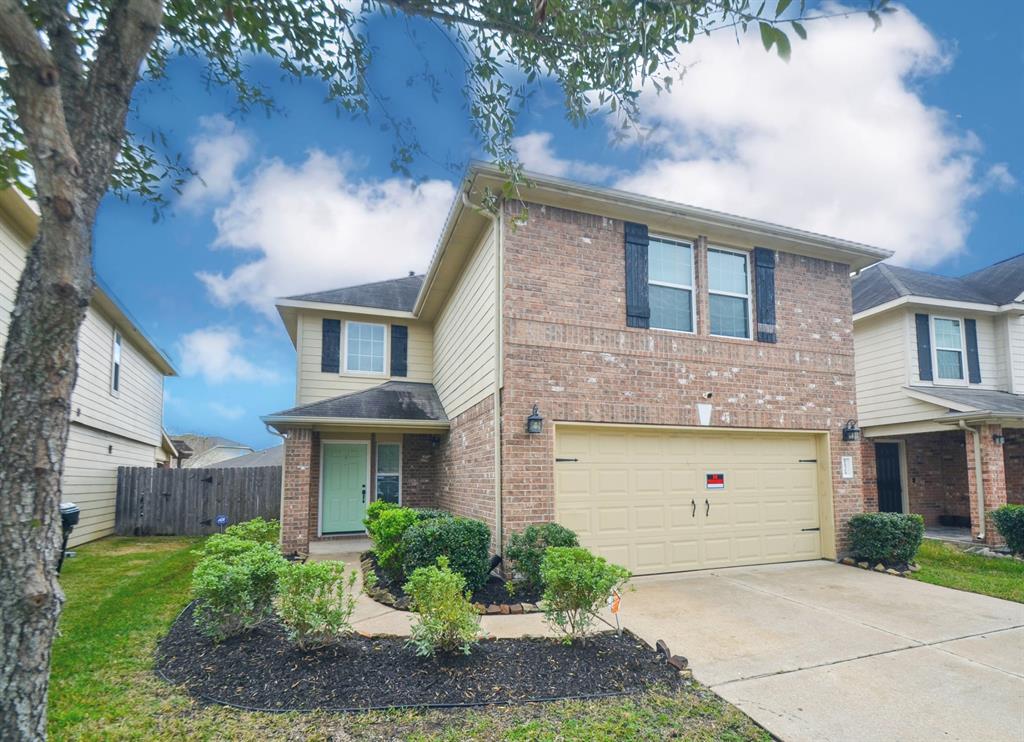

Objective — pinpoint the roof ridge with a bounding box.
[960,251,1024,280]
[288,273,424,299]
[876,263,911,296]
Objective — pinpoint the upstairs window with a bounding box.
[648,237,694,333]
[376,442,401,504]
[111,331,123,394]
[933,317,964,381]
[708,247,751,339]
[345,321,386,374]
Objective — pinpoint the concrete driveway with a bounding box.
[620,561,1024,742]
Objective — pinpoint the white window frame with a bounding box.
[648,235,696,334]
[343,320,388,376]
[110,330,123,396]
[930,315,968,386]
[375,441,402,506]
[707,245,753,340]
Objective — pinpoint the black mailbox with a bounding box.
[58,502,80,573]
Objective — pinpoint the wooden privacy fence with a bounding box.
[116,466,281,537]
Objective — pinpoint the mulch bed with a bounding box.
[156,603,682,712]
[361,552,544,613]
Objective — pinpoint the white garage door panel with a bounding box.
[555,426,823,575]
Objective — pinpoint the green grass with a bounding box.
[49,536,769,741]
[909,539,1024,603]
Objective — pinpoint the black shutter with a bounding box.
[624,222,650,328]
[914,313,933,381]
[753,247,777,343]
[390,324,408,377]
[964,318,981,384]
[321,318,340,373]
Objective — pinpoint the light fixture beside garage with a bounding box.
[993,433,1005,446]
[526,404,544,435]
[842,420,862,443]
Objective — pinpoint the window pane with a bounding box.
[377,443,400,474]
[710,294,749,338]
[708,249,748,294]
[936,349,964,380]
[649,285,693,332]
[376,475,400,504]
[934,318,962,350]
[649,239,692,286]
[346,322,385,372]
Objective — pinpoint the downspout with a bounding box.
[265,423,290,549]
[958,420,985,541]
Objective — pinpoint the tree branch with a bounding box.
[40,0,85,128]
[375,0,545,41]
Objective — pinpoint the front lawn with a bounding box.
[50,536,769,741]
[909,539,1024,603]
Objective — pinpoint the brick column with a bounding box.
[281,428,313,555]
[964,424,1007,547]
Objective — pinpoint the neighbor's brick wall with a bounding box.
[435,395,497,544]
[965,424,1007,546]
[499,201,865,552]
[281,428,313,554]
[402,434,439,509]
[904,432,970,526]
[861,440,878,512]
[1004,429,1024,506]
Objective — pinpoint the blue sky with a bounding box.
[92,1,1023,449]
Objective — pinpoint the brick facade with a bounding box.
[281,429,314,554]
[434,396,497,542]
[906,432,971,526]
[965,424,1008,546]
[499,202,865,552]
[1004,429,1024,506]
[401,433,440,509]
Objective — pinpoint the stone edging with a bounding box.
[839,556,918,578]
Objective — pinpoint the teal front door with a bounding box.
[321,443,368,533]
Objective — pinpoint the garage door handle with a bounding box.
[705,499,710,517]
[801,527,820,532]
[691,499,696,518]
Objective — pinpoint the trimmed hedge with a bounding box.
[403,516,491,592]
[365,505,454,579]
[540,547,630,643]
[848,512,924,565]
[505,523,579,591]
[991,505,1024,554]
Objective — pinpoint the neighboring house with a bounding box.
[264,164,891,571]
[853,257,1024,546]
[171,434,254,468]
[206,445,283,469]
[0,189,177,546]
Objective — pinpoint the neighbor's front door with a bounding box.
[875,442,903,514]
[321,443,368,533]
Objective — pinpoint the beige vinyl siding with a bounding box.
[62,422,158,546]
[908,311,1006,391]
[0,206,29,367]
[432,225,496,418]
[1003,314,1024,394]
[296,311,433,406]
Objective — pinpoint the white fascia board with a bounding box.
[853,295,1007,322]
[273,298,417,319]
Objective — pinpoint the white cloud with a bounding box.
[513,132,614,182]
[179,115,252,210]
[178,327,280,384]
[209,401,246,420]
[600,5,1005,267]
[196,151,456,314]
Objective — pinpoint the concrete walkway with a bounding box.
[617,561,1024,742]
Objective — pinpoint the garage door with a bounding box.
[555,426,823,574]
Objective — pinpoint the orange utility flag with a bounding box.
[610,590,621,614]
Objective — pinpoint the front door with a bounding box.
[321,443,368,533]
[875,442,903,513]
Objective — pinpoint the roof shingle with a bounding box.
[265,381,447,422]
[286,274,424,312]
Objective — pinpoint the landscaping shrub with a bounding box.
[404,557,480,656]
[505,523,579,592]
[224,517,280,544]
[368,506,421,579]
[540,547,630,644]
[848,512,925,565]
[991,505,1024,554]
[276,560,358,649]
[363,499,399,531]
[191,542,286,641]
[195,533,261,561]
[403,516,491,592]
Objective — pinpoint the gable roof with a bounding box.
[853,254,1024,314]
[171,434,252,457]
[264,381,447,424]
[206,445,283,468]
[906,386,1024,417]
[285,274,424,312]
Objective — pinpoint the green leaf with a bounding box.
[759,22,775,52]
[775,0,793,17]
[774,29,791,61]
[791,21,807,40]
[868,10,882,31]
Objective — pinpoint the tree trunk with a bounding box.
[0,208,94,739]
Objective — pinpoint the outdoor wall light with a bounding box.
[993,433,1006,446]
[842,420,862,443]
[526,404,544,435]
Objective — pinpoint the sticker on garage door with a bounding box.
[706,473,725,489]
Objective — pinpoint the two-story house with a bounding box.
[853,257,1024,546]
[264,164,891,571]
[0,189,178,546]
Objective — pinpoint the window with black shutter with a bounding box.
[321,318,341,373]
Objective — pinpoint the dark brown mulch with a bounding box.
[156,603,681,712]
[363,552,543,610]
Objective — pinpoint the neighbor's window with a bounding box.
[933,317,964,381]
[648,237,694,333]
[345,321,386,374]
[111,331,123,394]
[376,442,401,504]
[708,248,750,339]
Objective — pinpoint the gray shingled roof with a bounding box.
[265,381,447,422]
[206,445,283,468]
[286,274,424,312]
[908,386,1024,415]
[853,255,1024,314]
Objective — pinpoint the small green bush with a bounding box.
[363,500,399,531]
[191,542,286,641]
[505,523,579,591]
[194,533,259,561]
[368,507,421,578]
[540,547,630,644]
[848,512,925,565]
[276,560,358,649]
[992,505,1024,554]
[404,557,480,656]
[224,517,280,544]
[403,516,491,592]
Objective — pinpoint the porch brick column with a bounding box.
[964,424,1008,547]
[282,428,313,555]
